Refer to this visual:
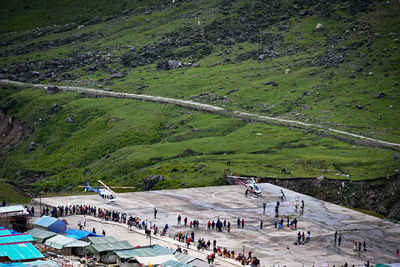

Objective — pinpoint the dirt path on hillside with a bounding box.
[2,79,399,151]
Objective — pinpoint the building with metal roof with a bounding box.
[0,243,44,262]
[0,234,34,245]
[32,216,66,234]
[0,206,29,232]
[0,259,60,266]
[26,228,57,243]
[0,230,13,236]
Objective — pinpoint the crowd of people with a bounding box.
[14,185,392,267]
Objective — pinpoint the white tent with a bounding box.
[135,254,178,266]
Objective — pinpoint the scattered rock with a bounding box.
[106,72,125,80]
[26,142,39,152]
[374,92,386,99]
[65,115,75,123]
[278,25,290,31]
[157,60,184,70]
[355,105,363,110]
[43,86,60,94]
[316,23,325,30]
[285,68,291,74]
[262,81,278,86]
[226,89,239,95]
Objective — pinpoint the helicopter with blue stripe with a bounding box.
[79,180,135,203]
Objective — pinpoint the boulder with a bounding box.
[65,115,74,123]
[142,175,164,190]
[106,72,125,80]
[278,25,290,31]
[374,92,386,99]
[43,86,60,94]
[316,23,325,30]
[26,142,39,152]
[157,59,183,70]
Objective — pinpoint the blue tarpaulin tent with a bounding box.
[32,216,66,233]
[65,229,101,240]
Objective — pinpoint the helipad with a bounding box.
[37,183,400,266]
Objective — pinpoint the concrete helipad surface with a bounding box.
[37,183,400,266]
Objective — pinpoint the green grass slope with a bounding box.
[0,0,399,195]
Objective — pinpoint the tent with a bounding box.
[115,245,207,267]
[161,260,192,267]
[85,236,116,244]
[65,229,101,240]
[88,240,133,253]
[44,235,89,250]
[135,255,178,266]
[115,244,174,259]
[32,216,66,233]
[174,252,208,267]
[88,240,134,264]
[26,228,57,243]
[0,243,44,262]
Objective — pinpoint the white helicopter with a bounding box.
[79,180,135,203]
[228,175,262,197]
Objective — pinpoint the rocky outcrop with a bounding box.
[142,175,164,191]
[0,110,31,153]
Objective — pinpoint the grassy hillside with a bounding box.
[0,0,399,195]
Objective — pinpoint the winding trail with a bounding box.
[2,79,399,151]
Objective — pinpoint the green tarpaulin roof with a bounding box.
[89,240,133,253]
[0,234,34,245]
[173,252,196,264]
[115,244,174,259]
[45,234,89,249]
[26,228,57,243]
[0,243,44,261]
[86,236,116,244]
[161,260,192,267]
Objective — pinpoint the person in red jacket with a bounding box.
[186,237,191,248]
[241,218,245,229]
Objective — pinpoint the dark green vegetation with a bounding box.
[0,0,399,208]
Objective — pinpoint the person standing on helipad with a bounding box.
[154,208,157,219]
[262,202,266,213]
[241,218,245,229]
[177,214,181,225]
[334,231,338,244]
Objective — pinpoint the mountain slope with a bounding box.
[0,0,399,217]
